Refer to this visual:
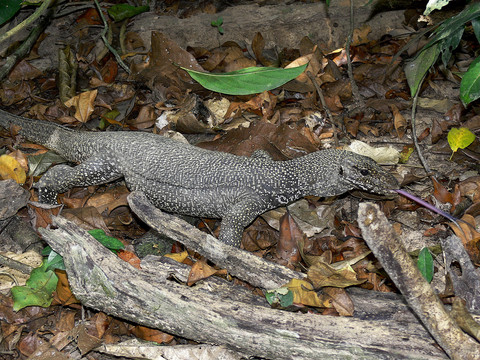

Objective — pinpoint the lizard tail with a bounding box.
[0,109,73,149]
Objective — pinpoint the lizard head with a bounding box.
[304,150,399,197]
[337,151,399,195]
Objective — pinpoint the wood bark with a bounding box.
[358,203,480,360]
[36,192,454,359]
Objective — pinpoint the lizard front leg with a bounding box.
[219,197,267,247]
[37,155,122,204]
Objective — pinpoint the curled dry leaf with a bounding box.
[389,104,406,139]
[449,214,480,263]
[64,90,98,123]
[276,212,302,267]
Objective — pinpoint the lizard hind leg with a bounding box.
[36,156,122,204]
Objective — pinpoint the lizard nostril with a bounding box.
[360,169,370,176]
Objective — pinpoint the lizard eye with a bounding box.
[360,169,370,176]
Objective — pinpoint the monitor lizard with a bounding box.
[0,109,399,247]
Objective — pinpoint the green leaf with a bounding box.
[0,0,22,26]
[439,26,463,67]
[460,56,480,106]
[472,18,480,43]
[265,288,294,307]
[182,64,308,95]
[88,229,124,251]
[405,44,439,97]
[44,250,65,272]
[107,4,149,22]
[211,17,223,27]
[211,17,224,34]
[447,127,476,154]
[27,151,67,177]
[417,247,434,283]
[11,261,58,311]
[424,3,480,50]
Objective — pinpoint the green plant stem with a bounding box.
[0,0,56,45]
[94,0,131,74]
[119,19,128,55]
[0,5,54,81]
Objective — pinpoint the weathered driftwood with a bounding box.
[37,192,450,359]
[128,192,305,290]
[358,203,480,360]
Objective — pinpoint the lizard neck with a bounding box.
[278,150,353,199]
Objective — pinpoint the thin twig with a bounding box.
[411,89,431,174]
[94,0,131,74]
[306,71,339,147]
[0,0,56,45]
[0,254,33,275]
[345,0,364,109]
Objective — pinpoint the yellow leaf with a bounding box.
[285,278,327,307]
[0,154,26,184]
[307,261,365,288]
[448,127,476,153]
[164,250,189,263]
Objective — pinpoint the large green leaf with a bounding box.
[422,2,480,51]
[460,56,480,106]
[439,26,463,67]
[405,43,439,97]
[0,0,22,26]
[182,64,308,95]
[11,261,58,311]
[472,17,480,43]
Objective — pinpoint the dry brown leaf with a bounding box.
[358,123,379,137]
[124,32,145,51]
[54,270,80,306]
[389,104,406,139]
[8,59,42,81]
[187,259,218,286]
[459,176,480,203]
[28,202,61,229]
[252,32,270,66]
[130,325,174,344]
[449,214,480,263]
[64,89,98,122]
[308,261,365,289]
[276,212,302,267]
[352,24,371,46]
[61,206,109,233]
[432,177,459,207]
[118,250,141,269]
[77,322,103,355]
[322,287,355,316]
[84,186,130,214]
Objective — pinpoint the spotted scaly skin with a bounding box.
[0,109,399,247]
